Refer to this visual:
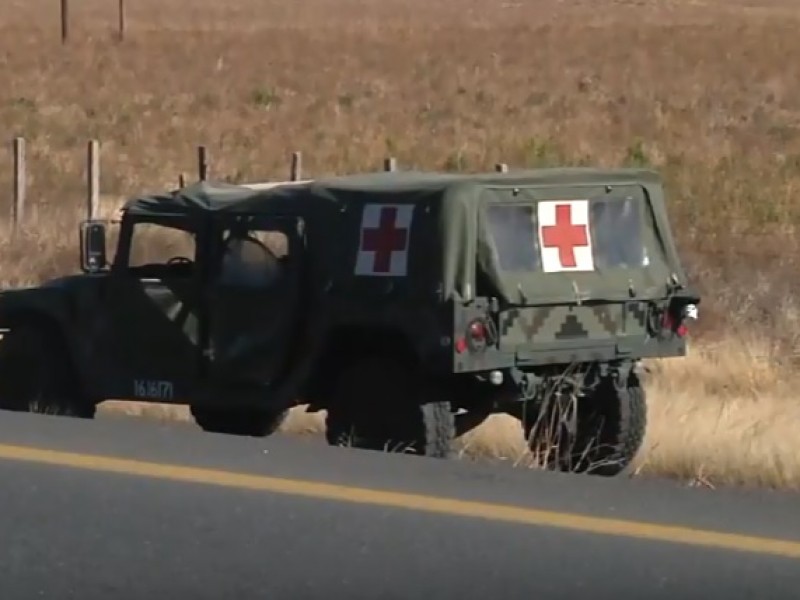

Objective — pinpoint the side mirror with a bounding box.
[80,220,108,273]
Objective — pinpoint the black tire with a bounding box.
[0,320,95,419]
[325,357,455,458]
[524,372,646,477]
[190,406,289,437]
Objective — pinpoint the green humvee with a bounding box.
[0,168,699,476]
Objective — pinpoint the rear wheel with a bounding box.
[325,357,455,458]
[190,406,289,437]
[0,320,95,418]
[523,372,646,476]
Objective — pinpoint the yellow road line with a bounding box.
[0,442,799,559]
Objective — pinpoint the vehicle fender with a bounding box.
[0,288,75,331]
[0,288,89,392]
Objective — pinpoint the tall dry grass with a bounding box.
[3,0,800,489]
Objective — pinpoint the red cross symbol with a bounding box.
[361,206,409,273]
[540,203,589,268]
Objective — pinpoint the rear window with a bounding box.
[590,197,647,269]
[485,197,648,272]
[485,205,541,271]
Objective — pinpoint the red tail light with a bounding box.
[455,318,492,354]
[662,311,688,337]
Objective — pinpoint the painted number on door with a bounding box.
[134,379,174,400]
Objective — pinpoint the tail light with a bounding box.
[662,302,698,338]
[455,317,492,353]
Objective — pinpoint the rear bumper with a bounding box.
[512,334,687,367]
[452,332,687,374]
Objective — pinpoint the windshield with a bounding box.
[119,218,198,279]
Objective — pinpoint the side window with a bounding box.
[218,226,289,288]
[128,222,196,268]
[589,198,646,269]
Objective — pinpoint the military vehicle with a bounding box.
[0,168,699,476]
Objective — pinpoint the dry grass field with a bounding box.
[2,0,800,489]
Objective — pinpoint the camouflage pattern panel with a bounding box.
[498,301,649,348]
[497,300,689,365]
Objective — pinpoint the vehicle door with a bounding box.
[204,214,305,389]
[94,216,204,402]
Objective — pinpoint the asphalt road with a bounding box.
[0,411,799,600]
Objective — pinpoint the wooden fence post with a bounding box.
[495,163,508,173]
[118,0,126,41]
[61,0,69,43]
[198,146,208,181]
[383,157,397,172]
[12,137,26,228]
[290,151,302,181]
[87,139,100,219]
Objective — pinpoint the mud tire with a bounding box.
[524,372,646,477]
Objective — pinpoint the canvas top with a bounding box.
[120,167,685,306]
[121,167,663,217]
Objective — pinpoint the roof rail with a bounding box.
[239,180,314,190]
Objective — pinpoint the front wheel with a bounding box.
[0,321,95,418]
[523,372,646,476]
